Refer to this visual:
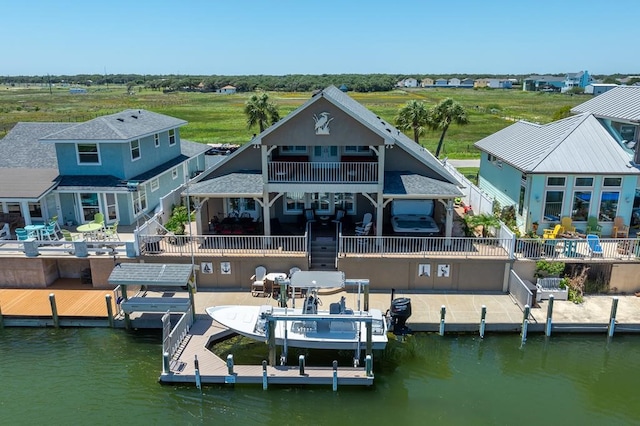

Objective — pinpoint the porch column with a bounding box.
[21,201,32,225]
[376,146,385,237]
[261,145,271,236]
[445,199,454,239]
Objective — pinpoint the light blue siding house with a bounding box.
[0,110,208,227]
[475,112,640,236]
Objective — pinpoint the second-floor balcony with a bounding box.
[268,161,378,183]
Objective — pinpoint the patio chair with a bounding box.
[49,215,62,234]
[560,217,576,233]
[332,208,345,224]
[355,212,372,230]
[104,221,120,241]
[543,224,563,239]
[61,230,81,254]
[42,223,58,240]
[304,208,316,224]
[355,221,373,236]
[93,213,105,229]
[15,228,29,241]
[586,234,603,256]
[250,265,268,297]
[613,216,629,238]
[586,217,602,237]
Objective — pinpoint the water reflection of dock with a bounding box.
[159,316,374,387]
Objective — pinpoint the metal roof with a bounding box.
[571,86,640,123]
[108,263,193,286]
[40,109,187,142]
[474,113,639,174]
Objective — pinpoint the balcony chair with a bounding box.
[613,216,629,238]
[61,229,81,254]
[586,217,602,237]
[250,265,268,297]
[560,217,576,233]
[543,224,563,239]
[42,223,58,240]
[93,212,105,230]
[355,212,372,229]
[15,228,30,241]
[304,208,316,224]
[586,234,603,256]
[355,221,373,236]
[104,221,120,241]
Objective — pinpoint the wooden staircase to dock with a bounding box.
[309,226,337,271]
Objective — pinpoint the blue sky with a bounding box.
[3,0,638,76]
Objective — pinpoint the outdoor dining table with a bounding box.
[24,224,45,239]
[559,232,586,257]
[77,222,104,239]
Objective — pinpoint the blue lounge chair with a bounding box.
[586,234,603,256]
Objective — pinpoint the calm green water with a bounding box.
[1,328,639,426]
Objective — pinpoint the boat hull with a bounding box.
[206,305,388,350]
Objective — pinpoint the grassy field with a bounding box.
[0,85,585,158]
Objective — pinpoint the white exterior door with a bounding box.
[313,146,338,162]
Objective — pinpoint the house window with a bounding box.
[310,193,331,214]
[546,176,566,186]
[169,129,176,146]
[280,146,307,153]
[620,125,636,142]
[172,168,178,179]
[571,191,591,221]
[227,198,257,217]
[487,153,502,168]
[599,192,619,222]
[603,177,622,187]
[575,177,593,187]
[150,178,159,192]
[133,187,147,215]
[79,193,100,222]
[284,192,305,214]
[334,192,355,214]
[77,143,100,164]
[518,185,525,216]
[344,146,370,153]
[154,133,160,147]
[130,139,140,160]
[104,193,117,222]
[543,190,563,222]
[28,202,43,219]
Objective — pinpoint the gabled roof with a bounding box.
[40,109,187,142]
[254,85,460,186]
[0,122,73,168]
[571,86,640,123]
[188,171,263,197]
[474,113,639,174]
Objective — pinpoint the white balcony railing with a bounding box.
[268,161,378,183]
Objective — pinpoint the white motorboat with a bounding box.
[205,271,388,351]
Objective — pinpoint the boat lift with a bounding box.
[266,271,374,367]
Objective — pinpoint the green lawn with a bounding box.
[0,85,585,158]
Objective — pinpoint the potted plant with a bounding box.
[165,205,190,243]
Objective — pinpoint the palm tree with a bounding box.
[244,92,280,133]
[395,100,430,144]
[429,98,469,158]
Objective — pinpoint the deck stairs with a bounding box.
[309,226,338,271]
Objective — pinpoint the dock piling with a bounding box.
[262,360,268,390]
[439,305,446,336]
[49,293,59,328]
[608,297,619,338]
[545,295,554,337]
[194,355,201,390]
[227,354,234,375]
[105,294,114,328]
[162,352,170,375]
[521,305,530,344]
[299,355,305,375]
[479,305,486,338]
[332,360,338,392]
[365,354,373,377]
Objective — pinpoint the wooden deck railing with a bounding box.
[268,161,378,183]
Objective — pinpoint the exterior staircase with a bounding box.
[309,227,338,270]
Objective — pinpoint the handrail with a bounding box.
[306,221,312,269]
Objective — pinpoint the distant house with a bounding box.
[585,83,618,96]
[522,75,565,92]
[397,78,418,88]
[339,84,348,92]
[218,85,237,94]
[448,78,461,87]
[0,110,207,227]
[460,78,474,87]
[420,78,434,87]
[69,88,87,94]
[435,78,448,86]
[561,71,592,93]
[480,79,512,89]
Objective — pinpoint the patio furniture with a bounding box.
[250,266,268,297]
[586,234,603,256]
[15,228,30,241]
[93,213,105,230]
[77,222,104,240]
[613,216,629,238]
[0,222,9,240]
[560,217,576,233]
[543,224,563,239]
[61,229,81,254]
[24,224,45,239]
[586,217,602,237]
[304,209,316,224]
[104,221,120,241]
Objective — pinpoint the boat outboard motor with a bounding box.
[389,297,412,335]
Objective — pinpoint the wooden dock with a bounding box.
[159,317,375,387]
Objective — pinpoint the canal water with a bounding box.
[1,327,639,425]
